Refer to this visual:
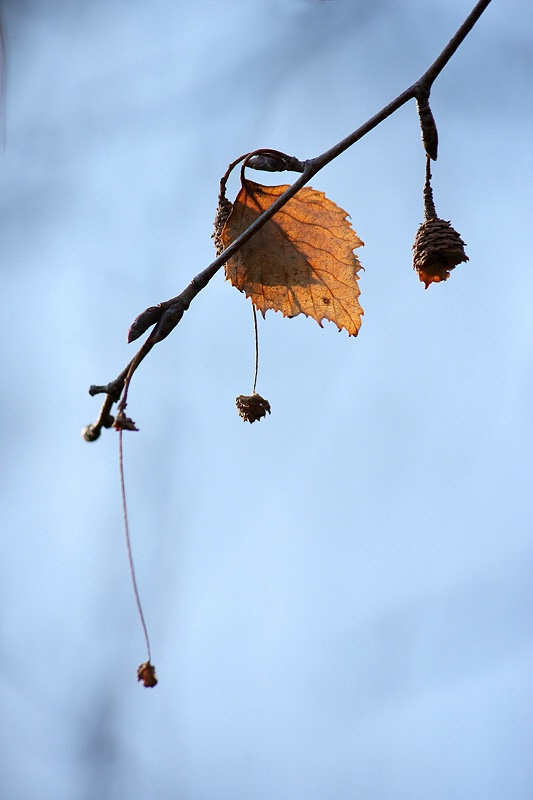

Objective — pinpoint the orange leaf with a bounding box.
[221,181,364,336]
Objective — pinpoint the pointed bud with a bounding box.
[128,305,163,343]
[151,302,186,343]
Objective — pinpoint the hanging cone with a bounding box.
[413,157,468,288]
[413,217,468,288]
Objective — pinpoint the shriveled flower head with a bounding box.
[235,393,271,423]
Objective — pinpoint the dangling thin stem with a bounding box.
[252,303,259,394]
[118,430,152,663]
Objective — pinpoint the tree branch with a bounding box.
[84,0,492,441]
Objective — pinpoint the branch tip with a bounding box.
[89,379,124,403]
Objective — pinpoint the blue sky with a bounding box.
[1,1,532,798]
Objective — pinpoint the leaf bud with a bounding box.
[128,305,163,343]
[245,151,306,173]
[152,302,185,343]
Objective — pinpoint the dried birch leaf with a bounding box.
[221,181,364,336]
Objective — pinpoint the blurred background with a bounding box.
[1,1,532,798]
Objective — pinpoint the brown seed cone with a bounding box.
[236,393,271,423]
[413,217,468,289]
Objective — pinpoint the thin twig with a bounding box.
[85,0,492,437]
